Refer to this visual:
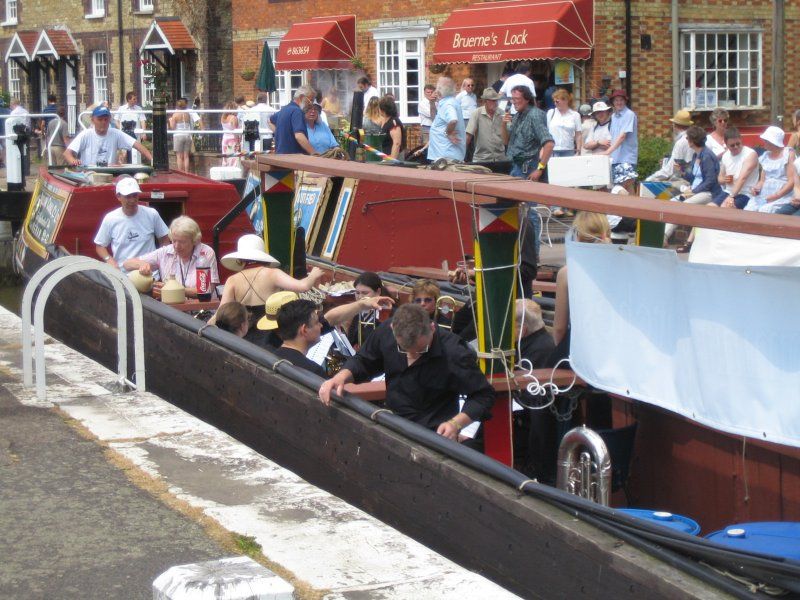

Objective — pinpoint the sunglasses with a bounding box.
[397,342,429,355]
[413,297,435,304]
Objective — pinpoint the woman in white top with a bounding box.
[744,126,795,213]
[169,98,193,172]
[705,108,729,158]
[582,101,612,155]
[547,88,582,217]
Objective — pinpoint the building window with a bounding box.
[140,60,156,106]
[372,26,428,122]
[5,0,18,24]
[92,50,108,104]
[8,61,20,100]
[88,0,105,16]
[139,0,154,11]
[681,29,762,110]
[266,40,305,110]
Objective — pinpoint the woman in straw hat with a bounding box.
[211,234,324,337]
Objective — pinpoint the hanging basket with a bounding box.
[240,70,256,81]
[428,63,446,75]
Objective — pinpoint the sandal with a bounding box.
[676,242,693,254]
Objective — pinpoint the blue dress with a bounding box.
[745,148,793,212]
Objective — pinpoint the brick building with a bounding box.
[231,0,798,139]
[0,0,232,133]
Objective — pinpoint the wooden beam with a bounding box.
[258,155,800,240]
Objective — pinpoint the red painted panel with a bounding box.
[336,181,473,273]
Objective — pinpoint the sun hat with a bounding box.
[245,100,255,108]
[608,89,628,101]
[92,105,112,118]
[115,177,141,196]
[759,125,786,149]
[221,234,280,271]
[669,109,693,127]
[591,101,612,114]
[257,291,299,330]
[480,88,502,101]
[578,104,592,116]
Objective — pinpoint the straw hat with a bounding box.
[257,291,299,330]
[221,234,280,271]
[669,110,693,127]
[759,126,786,149]
[480,88,502,101]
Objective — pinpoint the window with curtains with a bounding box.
[92,51,108,104]
[680,29,762,110]
[5,0,18,24]
[372,25,428,123]
[8,61,20,100]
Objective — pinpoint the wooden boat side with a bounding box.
[31,265,724,599]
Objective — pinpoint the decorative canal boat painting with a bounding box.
[12,147,800,597]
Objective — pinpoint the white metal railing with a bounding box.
[22,256,146,401]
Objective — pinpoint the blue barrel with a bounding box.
[619,509,701,535]
[705,522,800,560]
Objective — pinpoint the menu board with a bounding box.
[23,179,72,258]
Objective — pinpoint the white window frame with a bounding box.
[92,50,108,104]
[4,0,18,25]
[139,0,154,12]
[140,59,156,106]
[87,0,105,17]
[8,61,20,100]
[680,26,763,111]
[372,24,430,124]
[266,37,306,111]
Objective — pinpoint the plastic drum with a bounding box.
[618,509,701,535]
[705,522,800,560]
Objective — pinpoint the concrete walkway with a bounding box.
[0,306,519,599]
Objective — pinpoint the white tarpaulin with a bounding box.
[566,238,800,448]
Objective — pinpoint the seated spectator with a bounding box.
[123,216,219,298]
[646,110,695,182]
[745,126,796,214]
[715,127,759,209]
[705,108,729,159]
[319,303,495,444]
[214,301,249,337]
[663,126,723,247]
[214,234,324,340]
[273,299,327,378]
[256,291,299,349]
[323,272,394,349]
[550,212,610,366]
[304,103,339,154]
[785,154,800,216]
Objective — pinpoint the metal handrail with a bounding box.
[22,255,146,400]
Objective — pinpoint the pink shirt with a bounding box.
[139,243,219,289]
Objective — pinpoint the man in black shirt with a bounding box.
[319,304,495,440]
[273,299,327,378]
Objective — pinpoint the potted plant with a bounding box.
[428,63,446,75]
[240,69,255,81]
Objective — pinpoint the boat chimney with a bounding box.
[152,96,169,172]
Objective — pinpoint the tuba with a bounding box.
[556,425,612,506]
[434,295,457,329]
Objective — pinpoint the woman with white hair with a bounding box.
[123,216,219,298]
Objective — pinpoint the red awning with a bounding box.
[275,15,356,70]
[433,0,593,64]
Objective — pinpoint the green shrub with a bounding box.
[638,135,672,180]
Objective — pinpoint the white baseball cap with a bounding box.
[115,177,142,196]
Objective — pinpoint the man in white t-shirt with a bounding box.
[94,177,170,270]
[248,92,275,151]
[716,127,759,210]
[115,92,146,138]
[498,63,536,114]
[65,106,152,166]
